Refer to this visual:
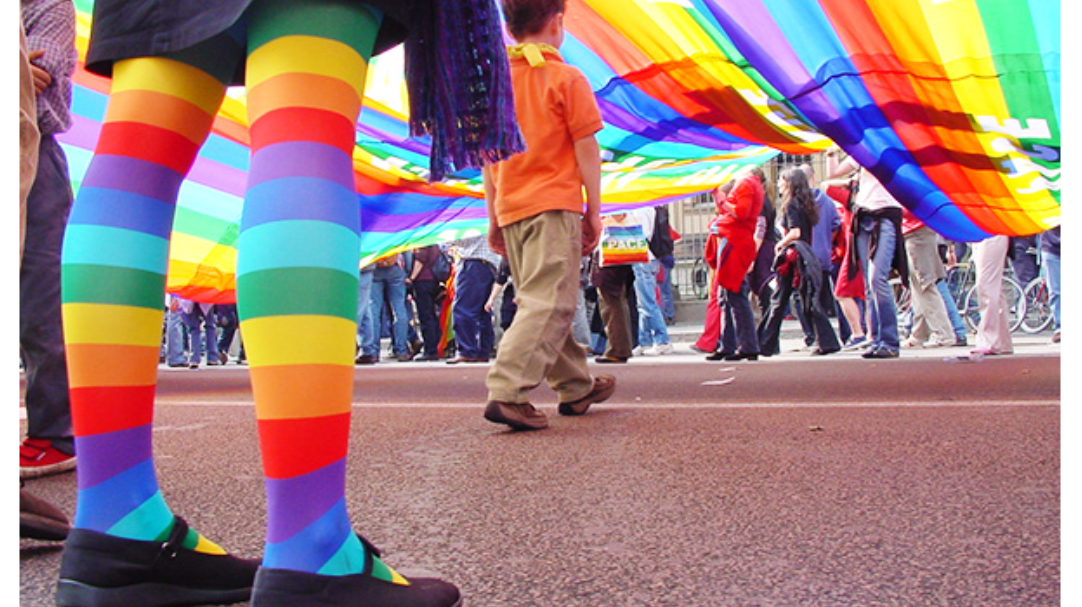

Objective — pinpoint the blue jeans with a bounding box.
[935,279,967,340]
[658,255,676,321]
[370,265,409,356]
[21,135,74,451]
[182,304,218,364]
[632,260,670,347]
[855,215,900,350]
[453,259,495,358]
[1043,247,1061,330]
[357,270,378,357]
[165,309,187,365]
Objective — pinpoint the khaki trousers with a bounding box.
[486,211,593,404]
[904,225,954,343]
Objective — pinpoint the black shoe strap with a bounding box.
[154,516,190,566]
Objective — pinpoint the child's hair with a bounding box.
[501,0,566,40]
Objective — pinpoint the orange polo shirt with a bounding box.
[490,48,603,228]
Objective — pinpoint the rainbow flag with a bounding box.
[680,0,1062,240]
[59,0,1058,302]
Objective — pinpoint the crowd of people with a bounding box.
[159,188,1063,374]
[690,155,1062,363]
[359,203,679,368]
[173,155,1068,373]
[153,197,684,372]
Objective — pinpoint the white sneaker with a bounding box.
[923,335,953,348]
[632,346,648,356]
[653,343,675,355]
[900,336,923,349]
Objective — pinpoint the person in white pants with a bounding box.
[971,235,1014,355]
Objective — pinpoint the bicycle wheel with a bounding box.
[944,264,973,311]
[1005,277,1024,333]
[963,285,980,333]
[1021,278,1054,333]
[964,277,1026,333]
[692,258,709,300]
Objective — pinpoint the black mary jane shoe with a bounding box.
[862,345,900,359]
[705,351,732,361]
[56,516,259,607]
[723,351,759,361]
[250,537,461,607]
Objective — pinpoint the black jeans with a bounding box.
[412,279,442,356]
[719,280,760,355]
[759,272,841,356]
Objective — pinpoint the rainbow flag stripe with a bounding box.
[60,0,1059,303]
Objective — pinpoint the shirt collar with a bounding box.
[507,43,562,67]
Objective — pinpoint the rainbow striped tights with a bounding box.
[61,0,405,582]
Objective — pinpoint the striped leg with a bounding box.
[62,51,235,553]
[239,0,403,581]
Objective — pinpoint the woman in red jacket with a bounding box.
[703,167,765,361]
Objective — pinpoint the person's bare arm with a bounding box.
[574,134,602,255]
[824,149,857,180]
[483,165,506,256]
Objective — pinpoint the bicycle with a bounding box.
[943,260,1024,334]
[890,275,912,336]
[1021,275,1054,333]
[961,272,1025,334]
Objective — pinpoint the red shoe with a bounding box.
[20,438,76,479]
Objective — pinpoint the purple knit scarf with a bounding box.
[405,0,525,181]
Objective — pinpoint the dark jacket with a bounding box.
[847,206,909,288]
[774,240,825,321]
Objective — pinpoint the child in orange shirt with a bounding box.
[483,0,615,430]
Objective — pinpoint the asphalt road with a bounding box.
[20,339,1061,607]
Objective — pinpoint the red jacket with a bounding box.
[704,174,765,292]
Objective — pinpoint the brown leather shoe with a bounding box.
[20,486,70,541]
[558,374,616,416]
[483,400,549,430]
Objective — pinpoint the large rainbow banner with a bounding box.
[59,0,1059,303]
